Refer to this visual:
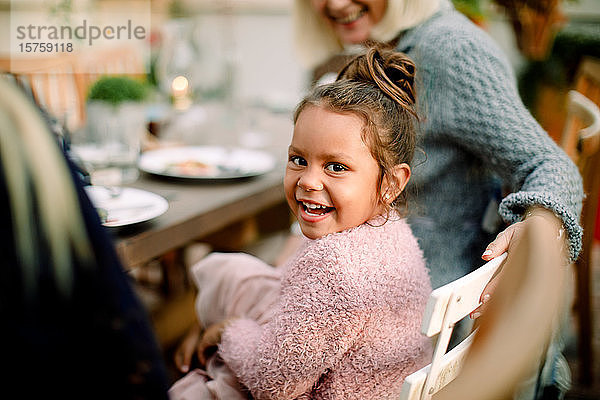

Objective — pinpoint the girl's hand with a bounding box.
[173,323,203,373]
[197,319,238,366]
[470,207,565,319]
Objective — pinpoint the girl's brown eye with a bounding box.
[325,163,347,172]
[289,155,306,166]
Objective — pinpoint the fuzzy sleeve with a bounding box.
[415,21,583,261]
[219,241,365,399]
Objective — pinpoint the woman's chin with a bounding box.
[337,31,370,45]
[333,21,372,45]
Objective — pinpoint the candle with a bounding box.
[171,75,191,110]
[171,75,189,97]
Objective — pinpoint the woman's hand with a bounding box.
[470,207,566,319]
[173,323,203,373]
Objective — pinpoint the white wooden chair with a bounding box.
[402,216,569,400]
[399,252,507,400]
[560,89,600,165]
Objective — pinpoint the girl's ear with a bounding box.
[382,163,411,203]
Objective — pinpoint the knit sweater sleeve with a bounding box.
[414,18,583,260]
[219,239,366,399]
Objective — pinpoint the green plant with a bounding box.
[453,0,487,21]
[87,76,149,106]
[168,0,188,19]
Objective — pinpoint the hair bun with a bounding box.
[338,46,417,116]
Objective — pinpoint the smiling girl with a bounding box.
[286,104,405,239]
[170,47,431,399]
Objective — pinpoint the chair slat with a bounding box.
[421,253,507,337]
[400,253,507,400]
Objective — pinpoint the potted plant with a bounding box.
[87,75,148,106]
[82,76,150,185]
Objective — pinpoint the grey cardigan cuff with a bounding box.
[499,192,583,262]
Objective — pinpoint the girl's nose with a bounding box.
[297,171,324,192]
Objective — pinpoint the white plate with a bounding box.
[138,146,276,180]
[85,186,169,228]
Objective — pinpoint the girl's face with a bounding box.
[284,105,384,239]
[310,0,387,44]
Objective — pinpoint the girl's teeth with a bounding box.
[302,202,330,216]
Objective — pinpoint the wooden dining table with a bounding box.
[111,166,287,270]
[92,103,295,347]
[101,101,295,270]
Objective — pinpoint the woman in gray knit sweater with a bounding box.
[291,0,583,398]
[295,0,582,287]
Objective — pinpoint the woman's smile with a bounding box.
[329,6,367,25]
[311,0,386,44]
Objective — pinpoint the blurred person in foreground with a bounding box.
[0,78,169,399]
[286,0,583,398]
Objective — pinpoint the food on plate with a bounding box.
[165,160,218,176]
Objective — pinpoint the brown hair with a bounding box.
[293,46,419,215]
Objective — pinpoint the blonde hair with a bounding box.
[293,0,442,69]
[0,78,92,297]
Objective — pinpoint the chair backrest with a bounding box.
[0,44,146,134]
[560,90,600,164]
[400,252,508,400]
[559,56,600,385]
[0,55,85,132]
[431,217,568,400]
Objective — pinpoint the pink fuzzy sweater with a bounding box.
[219,217,432,399]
